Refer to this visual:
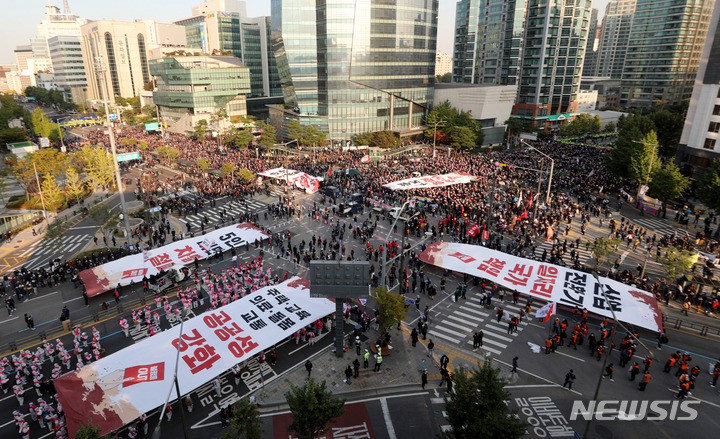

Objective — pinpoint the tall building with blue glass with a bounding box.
[270,0,438,141]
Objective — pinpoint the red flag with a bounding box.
[467,223,480,237]
[361,155,370,163]
[518,208,528,220]
[328,166,333,177]
[546,225,554,242]
[527,191,534,208]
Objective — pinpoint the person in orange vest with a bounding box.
[545,337,553,354]
[643,357,653,373]
[664,356,677,373]
[568,331,578,350]
[675,360,689,377]
[596,344,605,361]
[711,366,720,387]
[677,380,691,399]
[639,372,651,391]
[581,308,589,321]
[604,363,615,381]
[689,365,701,382]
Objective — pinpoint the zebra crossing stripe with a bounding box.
[441,318,473,332]
[453,309,488,322]
[480,331,515,343]
[428,329,462,345]
[465,341,503,355]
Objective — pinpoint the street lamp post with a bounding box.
[521,140,554,203]
[380,200,411,288]
[94,56,134,250]
[432,120,446,158]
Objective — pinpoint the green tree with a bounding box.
[605,114,656,178]
[440,361,527,439]
[697,159,720,213]
[647,162,690,205]
[370,287,406,334]
[285,378,345,439]
[222,162,237,176]
[65,166,86,204]
[256,121,277,148]
[74,418,103,439]
[237,168,255,182]
[31,107,56,138]
[559,113,601,136]
[197,158,210,172]
[655,246,697,282]
[287,119,304,144]
[604,121,616,132]
[223,397,263,439]
[352,132,375,146]
[648,109,684,157]
[435,72,452,83]
[447,125,476,150]
[0,127,28,144]
[79,145,115,189]
[227,128,255,149]
[373,130,402,149]
[193,119,209,140]
[302,126,326,147]
[424,100,482,147]
[590,236,621,273]
[629,131,662,201]
[41,173,64,210]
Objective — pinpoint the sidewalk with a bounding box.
[0,190,115,270]
[251,320,501,412]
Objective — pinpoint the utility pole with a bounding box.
[94,56,134,250]
[32,162,47,218]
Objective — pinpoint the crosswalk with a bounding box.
[152,187,198,202]
[428,296,546,356]
[629,216,690,237]
[177,199,268,230]
[19,235,93,270]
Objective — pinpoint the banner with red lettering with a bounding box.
[467,223,480,237]
[382,172,476,191]
[258,167,320,193]
[419,242,662,332]
[55,277,334,439]
[79,223,269,297]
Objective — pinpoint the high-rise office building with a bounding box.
[582,8,599,77]
[676,0,720,176]
[594,0,635,80]
[80,20,186,105]
[621,0,715,108]
[175,0,280,98]
[511,0,592,128]
[271,0,438,140]
[49,35,87,103]
[452,0,526,85]
[435,51,452,78]
[150,54,251,134]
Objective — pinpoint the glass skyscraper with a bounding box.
[452,0,526,85]
[620,0,716,108]
[270,0,438,140]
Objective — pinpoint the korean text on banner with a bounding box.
[258,167,320,193]
[419,242,663,332]
[55,277,335,439]
[382,172,476,191]
[79,223,269,297]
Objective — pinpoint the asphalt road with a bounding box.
[0,164,719,439]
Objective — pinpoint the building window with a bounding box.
[709,121,720,133]
[714,104,720,116]
[104,32,120,97]
[704,138,716,149]
[137,34,150,85]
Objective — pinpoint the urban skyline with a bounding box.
[0,0,615,65]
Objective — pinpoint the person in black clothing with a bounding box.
[563,369,576,390]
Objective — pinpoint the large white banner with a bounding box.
[419,242,663,332]
[258,167,319,193]
[79,223,269,297]
[382,172,475,191]
[56,277,334,439]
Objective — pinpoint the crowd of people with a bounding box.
[3,123,719,438]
